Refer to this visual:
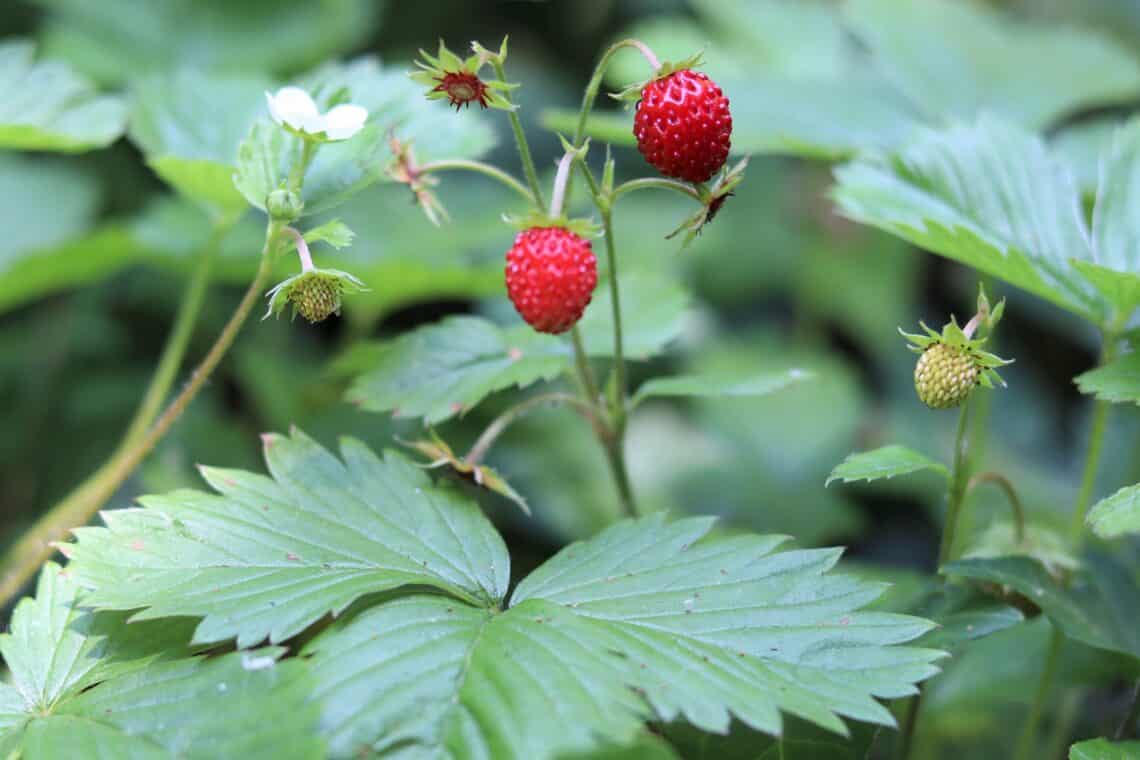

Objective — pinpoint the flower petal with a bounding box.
[267,86,323,132]
[322,104,368,140]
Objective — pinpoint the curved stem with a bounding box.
[612,177,703,204]
[1069,396,1112,539]
[966,472,1027,542]
[603,437,637,519]
[492,59,544,208]
[570,326,601,405]
[282,226,314,272]
[601,210,626,422]
[0,230,279,606]
[572,38,660,148]
[938,398,972,566]
[466,393,595,465]
[1012,626,1064,760]
[549,149,577,218]
[419,159,534,203]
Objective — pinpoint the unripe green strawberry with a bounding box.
[901,315,1011,410]
[290,274,341,323]
[264,268,366,324]
[914,342,979,409]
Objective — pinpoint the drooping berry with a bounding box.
[634,69,732,183]
[290,273,342,323]
[505,227,597,334]
[914,342,979,409]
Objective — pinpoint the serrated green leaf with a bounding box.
[0,39,125,152]
[346,271,688,423]
[234,56,495,216]
[1070,738,1140,760]
[844,0,1140,129]
[633,367,811,407]
[0,563,318,759]
[64,429,510,647]
[1072,261,1140,317]
[304,219,355,249]
[129,71,269,216]
[944,551,1140,661]
[1054,117,1122,193]
[826,445,949,487]
[1087,483,1140,539]
[307,514,942,759]
[834,117,1105,323]
[34,0,380,85]
[1075,352,1140,405]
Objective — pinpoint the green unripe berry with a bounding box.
[914,342,978,409]
[289,274,341,323]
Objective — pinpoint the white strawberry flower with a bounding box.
[265,86,368,142]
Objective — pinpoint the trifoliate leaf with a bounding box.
[1075,352,1140,406]
[0,563,319,759]
[833,117,1105,324]
[63,429,510,647]
[303,219,355,249]
[1087,483,1140,539]
[306,514,943,759]
[0,39,125,152]
[827,445,949,487]
[345,272,688,423]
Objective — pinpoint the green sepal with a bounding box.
[471,36,509,67]
[609,52,706,104]
[263,267,367,322]
[410,39,517,112]
[666,157,749,247]
[900,315,1013,389]
[501,209,600,239]
[398,430,530,515]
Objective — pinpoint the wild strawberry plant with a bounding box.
[1,1,1140,759]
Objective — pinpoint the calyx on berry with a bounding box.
[901,313,1011,410]
[411,39,516,111]
[266,188,304,222]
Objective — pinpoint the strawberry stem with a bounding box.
[548,149,576,217]
[418,159,533,202]
[465,392,595,465]
[965,471,1026,543]
[572,38,660,152]
[491,58,545,209]
[282,226,315,272]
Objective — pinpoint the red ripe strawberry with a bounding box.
[634,69,732,183]
[505,227,597,334]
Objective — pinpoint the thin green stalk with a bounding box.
[1012,626,1064,760]
[288,140,318,191]
[570,326,601,405]
[601,209,626,423]
[572,38,659,148]
[466,393,595,465]
[492,59,544,208]
[603,436,637,519]
[419,159,534,203]
[120,227,221,445]
[896,691,923,760]
[0,228,279,606]
[1069,396,1111,538]
[939,398,973,566]
[612,177,702,203]
[966,472,1026,542]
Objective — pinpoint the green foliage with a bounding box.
[1076,351,1140,405]
[345,272,688,423]
[1087,484,1140,539]
[632,367,811,407]
[64,430,509,647]
[129,71,270,217]
[1070,738,1140,759]
[944,552,1140,662]
[0,39,125,152]
[0,563,319,759]
[827,445,949,487]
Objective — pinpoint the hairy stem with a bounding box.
[1012,626,1064,760]
[938,398,973,566]
[492,59,544,208]
[419,159,534,203]
[466,393,595,465]
[966,472,1027,542]
[0,229,278,606]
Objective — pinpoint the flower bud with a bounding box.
[267,189,304,221]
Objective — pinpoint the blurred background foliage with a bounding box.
[2,0,1140,757]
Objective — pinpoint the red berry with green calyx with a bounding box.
[505,227,597,334]
[634,69,732,183]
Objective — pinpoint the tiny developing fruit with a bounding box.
[505,227,597,334]
[914,342,979,409]
[291,274,342,323]
[634,69,732,183]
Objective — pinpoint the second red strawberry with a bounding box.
[505,227,598,334]
[634,69,732,184]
